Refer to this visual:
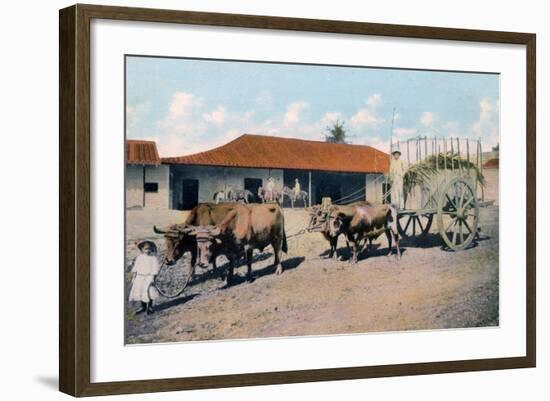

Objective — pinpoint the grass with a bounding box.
[403,152,485,201]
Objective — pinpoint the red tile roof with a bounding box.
[126,140,160,165]
[162,134,389,173]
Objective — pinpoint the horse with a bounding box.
[258,186,282,203]
[212,190,226,204]
[281,186,308,208]
[227,189,254,204]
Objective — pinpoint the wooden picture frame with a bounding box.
[59,3,536,397]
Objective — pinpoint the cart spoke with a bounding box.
[459,221,464,244]
[452,229,457,245]
[459,184,467,208]
[462,194,475,209]
[445,194,457,209]
[462,219,473,234]
[403,216,413,233]
[417,216,425,233]
[445,217,457,233]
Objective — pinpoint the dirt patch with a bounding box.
[125,206,499,344]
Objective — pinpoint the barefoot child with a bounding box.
[129,240,160,315]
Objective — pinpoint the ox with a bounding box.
[307,201,371,260]
[188,203,288,286]
[153,203,236,268]
[328,203,401,263]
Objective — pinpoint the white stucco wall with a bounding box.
[365,173,385,204]
[126,165,144,209]
[144,165,170,209]
[126,164,170,209]
[170,165,284,208]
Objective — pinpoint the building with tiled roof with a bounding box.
[126,140,168,209]
[162,134,388,210]
[126,139,161,165]
[163,134,389,174]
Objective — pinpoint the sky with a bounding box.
[126,56,499,157]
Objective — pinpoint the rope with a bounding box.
[330,184,367,204]
[286,228,309,239]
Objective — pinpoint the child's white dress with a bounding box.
[129,254,160,302]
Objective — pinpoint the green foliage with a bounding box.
[324,120,348,144]
[402,152,485,201]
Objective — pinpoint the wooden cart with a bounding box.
[391,136,486,251]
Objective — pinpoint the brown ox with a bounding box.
[188,203,288,286]
[307,201,371,260]
[153,203,236,267]
[328,203,401,263]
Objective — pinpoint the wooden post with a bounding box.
[142,165,146,208]
[308,170,312,207]
[479,139,485,202]
[434,137,439,171]
[424,136,428,161]
[450,137,454,170]
[443,137,447,169]
[457,137,462,172]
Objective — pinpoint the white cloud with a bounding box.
[357,135,388,152]
[126,102,151,128]
[393,127,417,140]
[167,92,199,120]
[351,108,384,129]
[350,94,385,130]
[420,111,436,127]
[283,101,308,127]
[203,106,226,127]
[472,98,499,149]
[321,111,343,125]
[366,93,383,108]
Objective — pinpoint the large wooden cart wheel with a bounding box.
[437,177,480,251]
[153,252,195,298]
[397,212,433,239]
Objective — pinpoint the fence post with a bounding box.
[308,170,312,207]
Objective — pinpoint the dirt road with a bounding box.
[125,206,499,344]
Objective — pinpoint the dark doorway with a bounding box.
[180,179,199,210]
[244,178,263,203]
[311,171,365,205]
[315,177,341,205]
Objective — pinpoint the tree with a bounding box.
[324,120,349,144]
[492,143,499,152]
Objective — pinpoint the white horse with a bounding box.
[212,190,226,204]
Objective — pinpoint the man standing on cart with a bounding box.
[390,149,407,209]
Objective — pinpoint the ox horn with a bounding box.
[153,225,179,236]
[177,226,195,234]
[153,225,169,234]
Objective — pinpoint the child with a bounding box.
[129,240,160,315]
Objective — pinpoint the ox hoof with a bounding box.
[275,265,283,275]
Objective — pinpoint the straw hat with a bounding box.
[137,240,157,253]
